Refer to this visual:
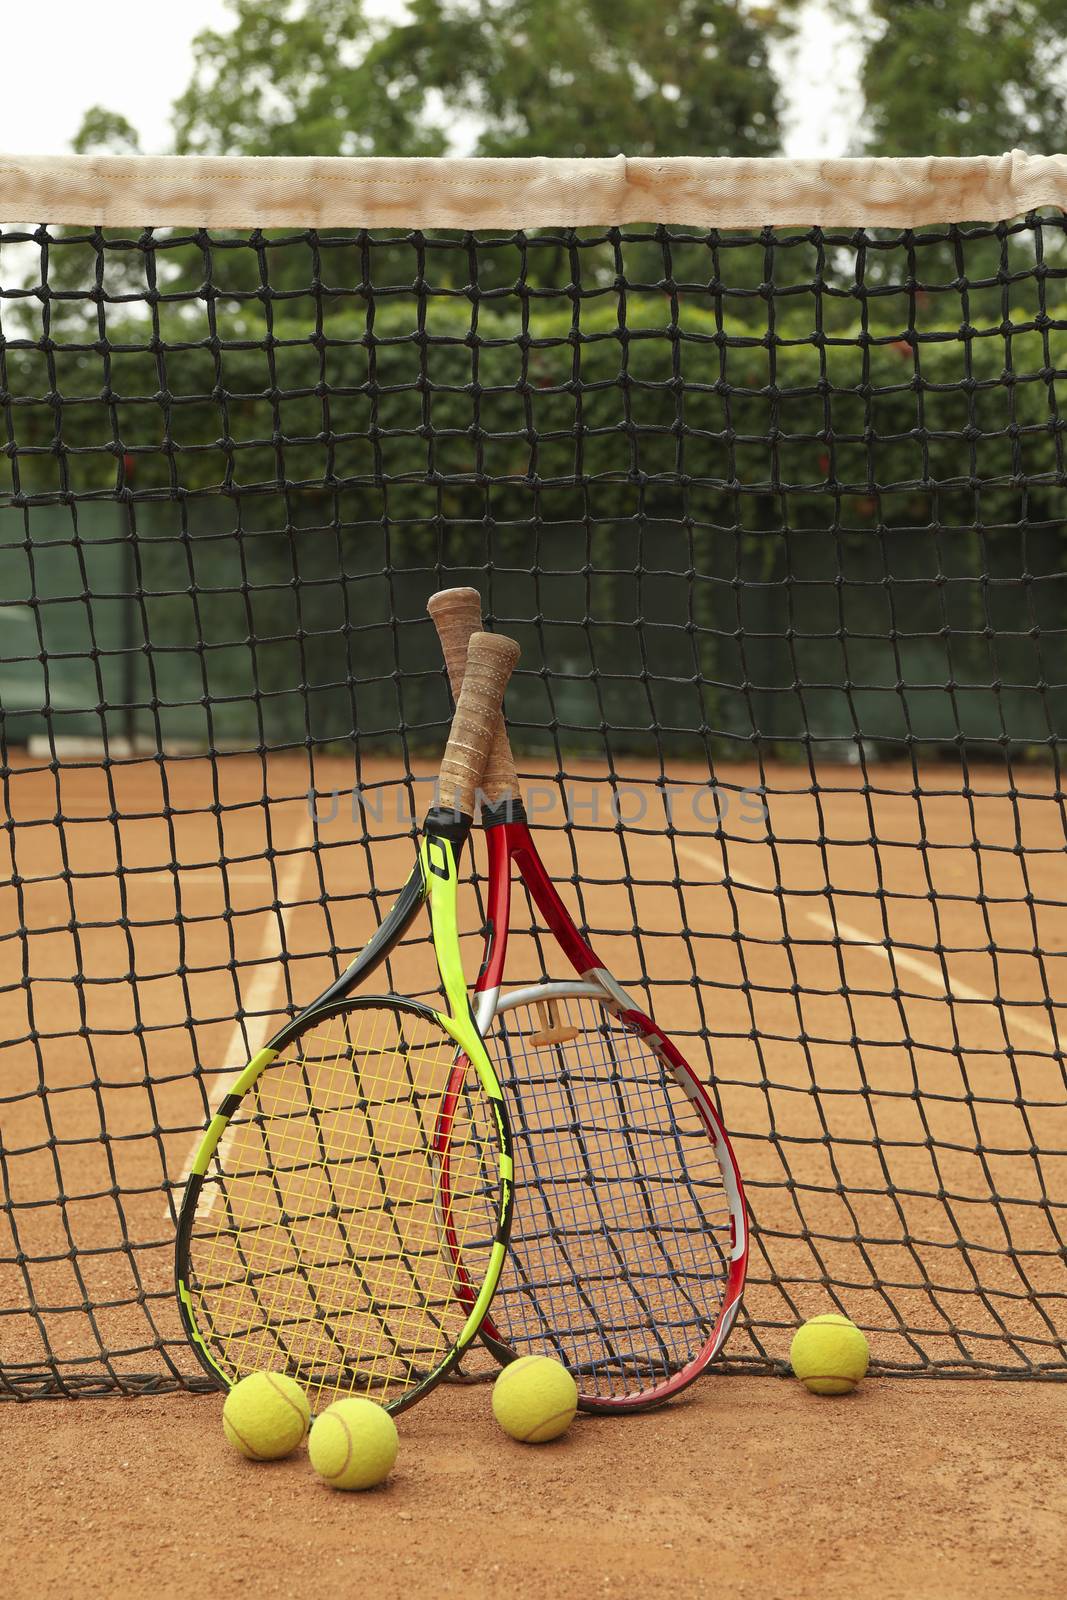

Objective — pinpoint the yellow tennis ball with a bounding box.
[222,1371,310,1460]
[790,1313,869,1396]
[308,1397,398,1491]
[491,1355,578,1443]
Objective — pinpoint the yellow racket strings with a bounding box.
[188,1003,500,1410]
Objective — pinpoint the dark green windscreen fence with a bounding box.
[6,506,1066,758]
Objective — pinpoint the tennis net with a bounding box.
[1,153,1065,1397]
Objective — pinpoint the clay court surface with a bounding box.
[2,1379,1065,1599]
[2,749,1066,1595]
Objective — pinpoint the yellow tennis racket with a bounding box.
[175,630,519,1413]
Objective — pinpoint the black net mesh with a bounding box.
[1,207,1066,1398]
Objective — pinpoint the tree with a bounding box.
[852,0,1067,156]
[367,0,790,158]
[72,109,142,156]
[170,0,446,157]
[72,0,791,160]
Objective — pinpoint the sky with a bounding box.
[0,0,861,160]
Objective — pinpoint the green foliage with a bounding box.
[71,0,795,159]
[369,0,789,157]
[853,0,1067,156]
[68,0,1064,178]
[37,5,1067,759]
[6,224,1064,513]
[72,108,142,156]
[171,0,447,157]
[4,225,1065,755]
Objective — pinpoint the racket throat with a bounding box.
[474,986,500,1033]
[421,808,475,1028]
[422,804,474,856]
[581,966,642,1017]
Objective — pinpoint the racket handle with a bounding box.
[438,631,520,816]
[427,587,520,803]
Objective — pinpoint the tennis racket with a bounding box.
[175,629,519,1414]
[428,588,748,1411]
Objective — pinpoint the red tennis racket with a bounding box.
[428,588,748,1411]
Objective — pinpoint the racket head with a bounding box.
[453,979,748,1410]
[176,993,513,1415]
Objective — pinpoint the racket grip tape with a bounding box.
[438,630,520,815]
[428,588,520,803]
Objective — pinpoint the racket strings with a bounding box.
[186,1003,501,1411]
[487,990,734,1397]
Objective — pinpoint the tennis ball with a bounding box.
[222,1371,310,1460]
[491,1355,578,1443]
[790,1313,869,1396]
[308,1397,398,1491]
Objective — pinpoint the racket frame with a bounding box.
[175,810,515,1414]
[459,800,750,1412]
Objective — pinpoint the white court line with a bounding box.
[169,816,315,1214]
[676,841,1058,1054]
